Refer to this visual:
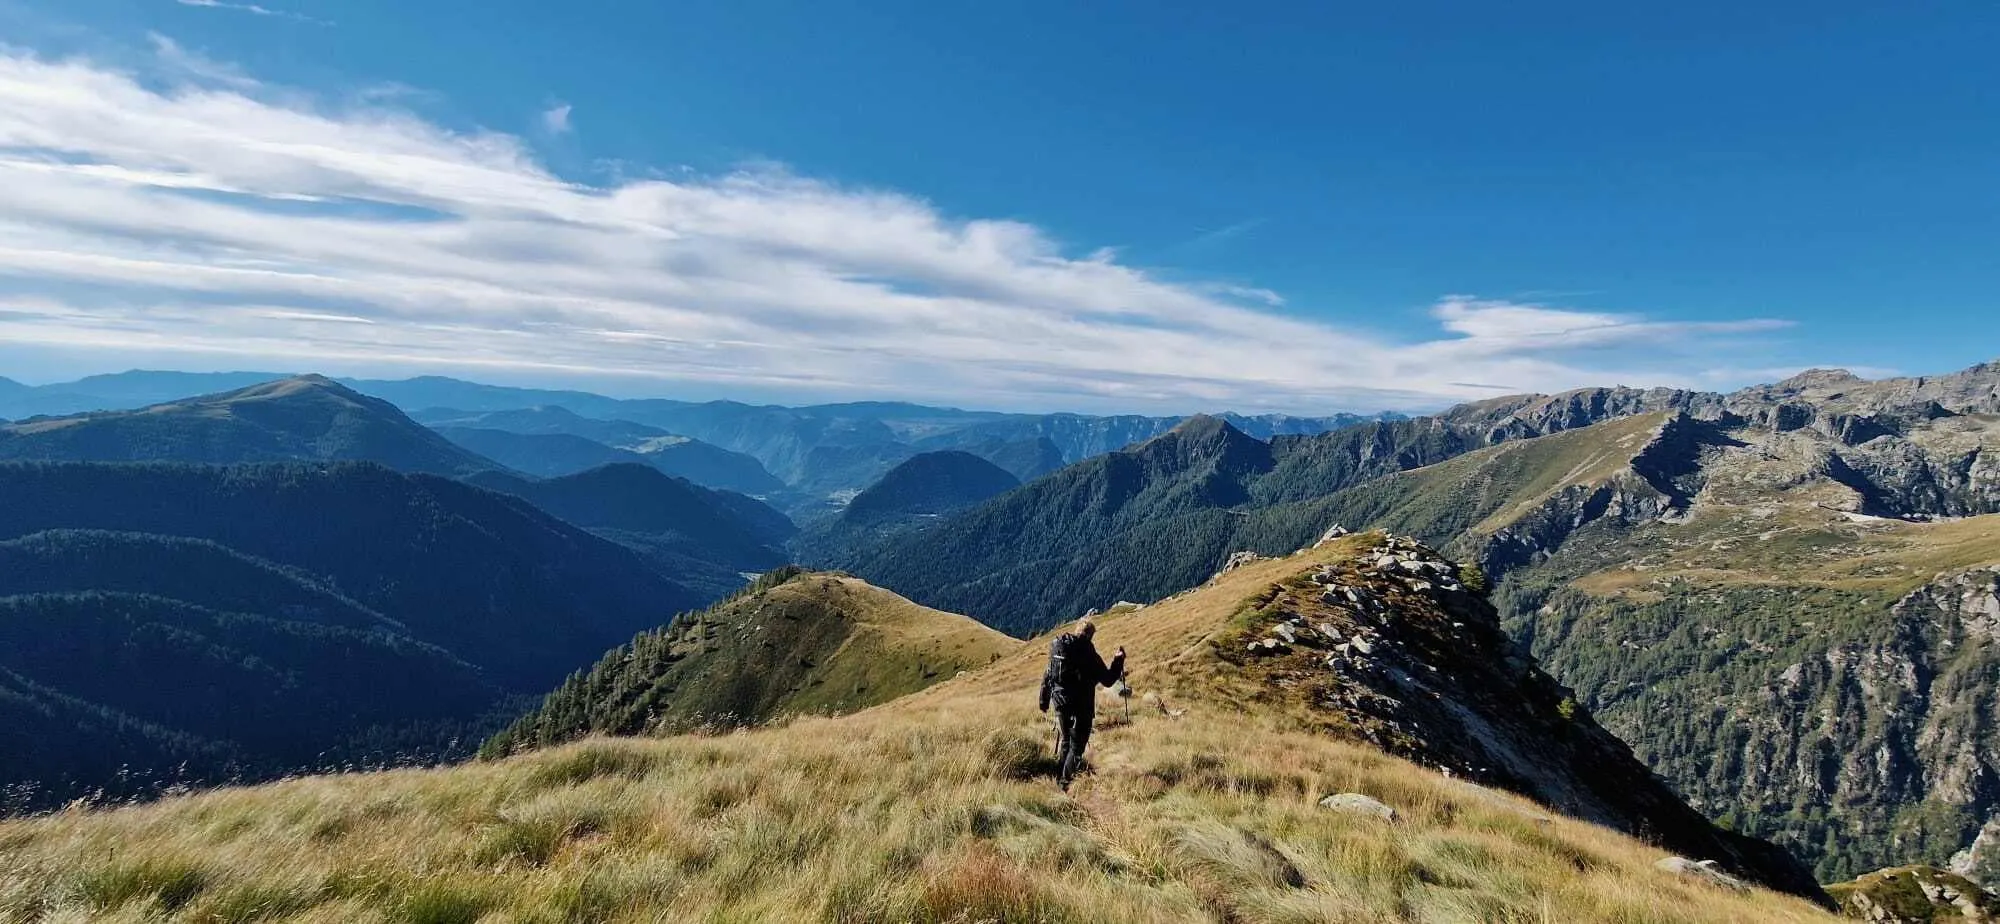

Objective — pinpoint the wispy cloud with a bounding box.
[1181,218,1264,250]
[0,43,1796,413]
[174,0,328,26]
[540,102,573,135]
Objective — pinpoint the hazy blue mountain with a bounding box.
[841,451,1021,524]
[2,370,1393,509]
[55,371,291,407]
[0,376,505,477]
[413,405,673,446]
[949,436,1067,482]
[791,451,1023,565]
[625,436,788,495]
[424,407,787,495]
[434,427,641,478]
[467,464,794,599]
[0,370,291,418]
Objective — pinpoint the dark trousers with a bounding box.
[1054,708,1093,785]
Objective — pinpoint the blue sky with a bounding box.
[0,1,1993,413]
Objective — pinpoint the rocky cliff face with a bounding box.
[1830,865,2000,923]
[1518,566,2000,882]
[1208,534,1829,903]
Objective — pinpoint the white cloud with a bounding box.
[541,103,572,135]
[0,43,1796,413]
[174,0,327,25]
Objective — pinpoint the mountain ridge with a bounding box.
[0,375,505,477]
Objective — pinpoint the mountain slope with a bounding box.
[0,535,1837,923]
[826,416,1294,635]
[836,395,1712,634]
[421,407,787,493]
[831,362,1999,636]
[413,405,674,446]
[0,461,709,808]
[0,461,701,690]
[484,568,1020,754]
[433,427,641,478]
[0,376,502,476]
[467,464,792,599]
[839,451,1020,524]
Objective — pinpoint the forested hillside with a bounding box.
[0,461,706,808]
[469,464,794,599]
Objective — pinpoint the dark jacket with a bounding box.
[1039,632,1124,715]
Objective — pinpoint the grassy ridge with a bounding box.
[483,569,1020,756]
[0,548,1842,922]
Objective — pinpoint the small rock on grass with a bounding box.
[1654,856,1750,892]
[1319,793,1397,821]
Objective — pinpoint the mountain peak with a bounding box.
[1138,412,1271,474]
[203,373,360,405]
[1771,368,1865,392]
[1167,412,1232,437]
[841,450,1019,523]
[0,373,501,477]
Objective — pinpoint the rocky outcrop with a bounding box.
[1442,385,1724,442]
[1956,820,2000,889]
[1830,865,2000,923]
[1218,534,1829,905]
[1479,413,1720,573]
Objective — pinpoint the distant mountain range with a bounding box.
[418,406,787,495]
[0,376,500,477]
[0,370,1399,515]
[468,464,794,600]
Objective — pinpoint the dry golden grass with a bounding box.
[1569,507,2000,599]
[0,544,1842,923]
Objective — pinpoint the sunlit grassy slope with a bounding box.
[0,543,1842,923]
[484,569,1022,754]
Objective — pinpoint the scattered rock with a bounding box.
[1655,857,1750,892]
[1247,637,1288,655]
[1218,551,1265,574]
[1314,523,1351,546]
[1319,793,1397,821]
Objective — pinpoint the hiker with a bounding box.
[1037,618,1125,790]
